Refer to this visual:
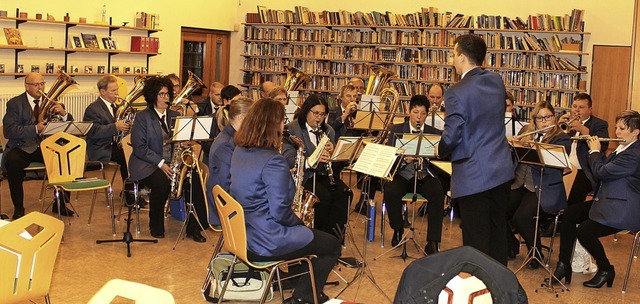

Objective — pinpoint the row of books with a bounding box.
[244,88,343,108]
[130,36,159,53]
[486,53,583,72]
[512,90,577,109]
[495,70,582,90]
[479,32,582,53]
[253,6,586,32]
[134,11,160,29]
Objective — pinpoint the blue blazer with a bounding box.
[282,119,337,183]
[588,141,640,231]
[2,92,73,171]
[206,124,236,225]
[83,98,118,163]
[437,68,515,198]
[577,115,609,188]
[531,133,572,213]
[128,108,180,181]
[230,147,313,256]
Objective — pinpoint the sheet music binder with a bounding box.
[331,136,361,162]
[41,121,93,136]
[394,133,441,157]
[512,142,570,170]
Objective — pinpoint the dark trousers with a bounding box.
[567,169,592,206]
[559,200,620,270]
[383,174,444,242]
[111,145,129,181]
[248,229,341,303]
[303,175,349,239]
[506,187,534,249]
[5,147,44,211]
[140,168,171,235]
[511,189,547,256]
[183,169,209,233]
[456,181,511,266]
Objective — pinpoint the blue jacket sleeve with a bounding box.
[264,155,303,226]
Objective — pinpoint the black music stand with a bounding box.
[505,113,526,137]
[512,142,570,296]
[336,142,403,302]
[41,121,93,137]
[374,132,440,261]
[171,116,212,249]
[284,104,298,124]
[425,111,445,131]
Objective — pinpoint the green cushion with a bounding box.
[402,193,426,201]
[55,179,110,191]
[26,162,45,169]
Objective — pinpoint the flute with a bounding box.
[513,125,555,140]
[570,135,626,143]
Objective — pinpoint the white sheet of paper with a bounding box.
[172,116,213,141]
[352,142,400,178]
[425,112,445,131]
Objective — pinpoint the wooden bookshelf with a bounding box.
[241,7,589,111]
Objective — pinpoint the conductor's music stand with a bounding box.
[374,132,440,261]
[171,116,213,249]
[335,142,403,302]
[505,113,525,137]
[512,142,571,296]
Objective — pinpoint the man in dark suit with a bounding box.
[436,35,515,265]
[83,75,129,182]
[426,83,446,112]
[348,77,365,103]
[196,82,224,164]
[559,93,609,206]
[2,72,73,219]
[384,95,445,255]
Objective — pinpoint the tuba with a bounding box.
[283,65,310,105]
[114,75,145,146]
[286,130,318,228]
[172,70,206,115]
[38,70,78,124]
[362,65,400,144]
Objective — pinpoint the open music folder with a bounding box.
[172,116,213,141]
[352,142,402,179]
[41,121,93,136]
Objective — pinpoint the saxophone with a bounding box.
[287,131,319,228]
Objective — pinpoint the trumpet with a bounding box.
[570,135,626,143]
[559,115,580,132]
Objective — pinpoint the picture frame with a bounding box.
[70,65,79,73]
[108,37,119,50]
[81,33,99,49]
[111,66,120,73]
[140,67,148,74]
[134,66,141,74]
[4,28,23,45]
[16,64,24,73]
[84,65,93,73]
[97,66,105,74]
[57,65,65,72]
[69,36,83,49]
[123,67,131,74]
[31,65,40,73]
[0,64,5,73]
[46,63,54,74]
[101,37,111,50]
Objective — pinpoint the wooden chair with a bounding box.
[39,132,115,235]
[211,185,318,304]
[117,134,145,233]
[0,212,64,304]
[87,279,175,304]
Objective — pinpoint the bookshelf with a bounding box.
[241,7,589,113]
[0,15,160,78]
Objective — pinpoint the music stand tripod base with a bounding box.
[96,185,157,257]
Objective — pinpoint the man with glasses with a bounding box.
[436,35,514,265]
[2,72,73,219]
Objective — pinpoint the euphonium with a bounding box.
[374,87,401,144]
[172,71,206,115]
[286,130,319,228]
[283,66,310,92]
[362,65,400,144]
[114,76,145,146]
[364,64,396,97]
[38,70,78,124]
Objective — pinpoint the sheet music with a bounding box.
[331,136,360,162]
[287,90,299,106]
[425,112,445,131]
[284,104,298,124]
[307,134,330,168]
[537,143,570,169]
[431,160,452,175]
[352,142,401,178]
[41,121,93,136]
[172,116,213,141]
[359,95,381,112]
[396,134,441,157]
[505,114,526,137]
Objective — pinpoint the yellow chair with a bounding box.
[211,185,318,304]
[87,279,175,304]
[0,211,64,304]
[39,132,115,235]
[118,134,144,233]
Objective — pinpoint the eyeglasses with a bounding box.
[309,110,327,117]
[158,92,170,97]
[535,115,554,122]
[26,82,46,86]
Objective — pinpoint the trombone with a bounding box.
[570,135,626,143]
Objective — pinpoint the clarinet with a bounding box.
[317,129,337,191]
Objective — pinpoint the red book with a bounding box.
[130,36,143,52]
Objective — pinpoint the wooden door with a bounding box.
[590,45,631,151]
[180,28,230,101]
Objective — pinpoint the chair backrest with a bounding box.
[212,185,249,262]
[0,125,7,151]
[0,212,64,303]
[199,161,210,216]
[87,279,175,304]
[121,134,133,177]
[40,131,86,183]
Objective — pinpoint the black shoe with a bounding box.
[527,251,544,269]
[352,197,367,215]
[425,241,439,255]
[187,230,206,243]
[545,261,572,285]
[150,231,165,238]
[508,243,519,260]
[12,209,25,220]
[282,293,329,304]
[51,201,75,216]
[391,229,403,247]
[583,266,615,288]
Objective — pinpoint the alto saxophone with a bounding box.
[287,131,319,228]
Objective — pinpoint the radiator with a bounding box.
[0,92,97,121]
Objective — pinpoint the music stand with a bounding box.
[335,142,403,302]
[374,132,440,261]
[286,90,300,107]
[425,111,445,131]
[505,113,526,137]
[41,121,93,137]
[512,142,570,296]
[284,104,298,124]
[171,116,212,249]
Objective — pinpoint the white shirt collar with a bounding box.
[100,96,116,116]
[615,139,637,154]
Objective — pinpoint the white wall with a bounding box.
[230,0,635,89]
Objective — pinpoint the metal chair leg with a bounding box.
[623,231,640,293]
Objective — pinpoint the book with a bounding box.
[69,36,83,48]
[4,28,23,45]
[81,33,99,49]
